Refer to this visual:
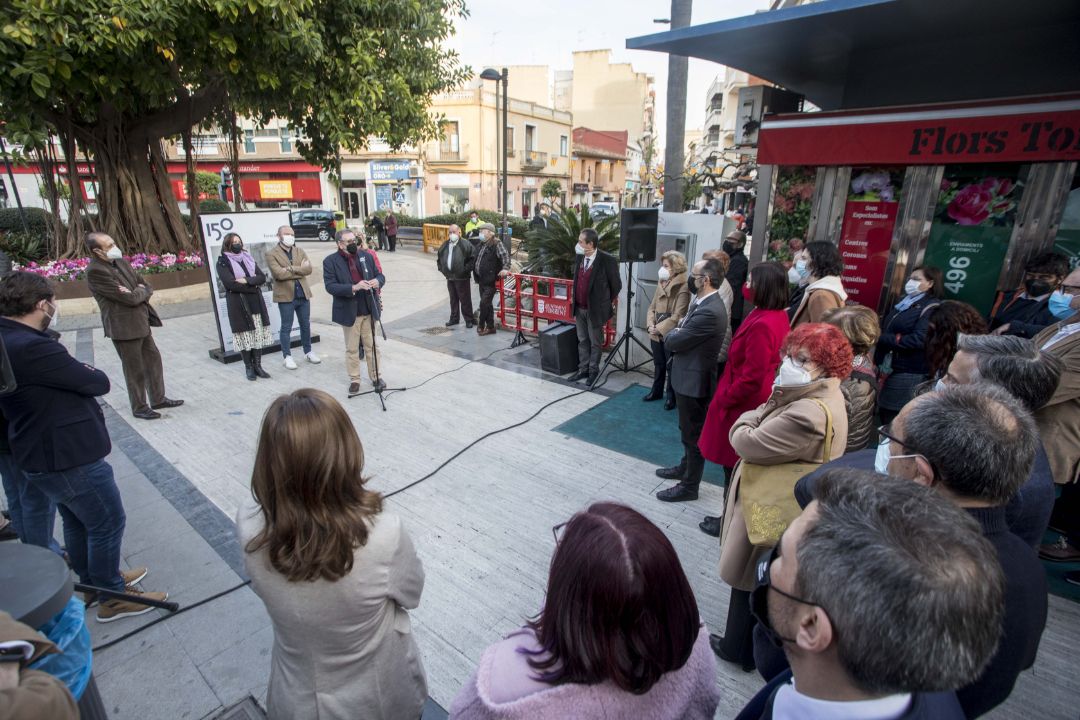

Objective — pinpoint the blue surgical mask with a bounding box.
[1049,290,1076,320]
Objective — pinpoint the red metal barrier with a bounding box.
[497,273,616,349]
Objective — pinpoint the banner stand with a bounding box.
[208,336,321,365]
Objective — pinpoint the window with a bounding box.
[243,129,255,154]
[254,127,280,138]
[524,124,536,152]
[560,135,568,157]
[439,120,460,159]
[505,126,515,154]
[280,126,292,153]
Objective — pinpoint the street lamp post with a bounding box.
[480,67,509,248]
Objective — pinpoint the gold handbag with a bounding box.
[738,399,833,547]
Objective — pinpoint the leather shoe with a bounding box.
[133,409,162,420]
[642,390,662,402]
[587,372,598,387]
[709,634,755,672]
[655,464,687,480]
[150,398,184,410]
[567,370,589,382]
[445,320,460,327]
[656,483,699,502]
[348,382,361,396]
[664,397,677,411]
[699,516,722,537]
[1039,538,1080,562]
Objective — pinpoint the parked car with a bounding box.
[591,201,619,217]
[290,208,338,241]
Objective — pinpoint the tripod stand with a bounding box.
[351,287,405,411]
[592,261,652,388]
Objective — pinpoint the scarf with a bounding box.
[894,291,925,313]
[225,249,257,279]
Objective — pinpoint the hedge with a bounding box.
[0,207,52,233]
[371,208,529,239]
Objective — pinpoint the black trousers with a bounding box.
[1051,480,1080,547]
[675,392,710,487]
[446,278,475,323]
[719,588,757,667]
[478,283,497,330]
[649,338,675,402]
[387,234,397,252]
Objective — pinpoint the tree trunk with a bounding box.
[227,108,243,211]
[182,128,201,252]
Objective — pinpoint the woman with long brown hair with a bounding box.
[237,389,426,720]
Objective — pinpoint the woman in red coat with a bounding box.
[697,262,791,537]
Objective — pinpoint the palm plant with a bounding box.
[522,204,620,279]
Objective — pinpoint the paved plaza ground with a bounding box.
[34,243,1080,719]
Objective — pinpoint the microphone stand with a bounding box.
[351,285,405,411]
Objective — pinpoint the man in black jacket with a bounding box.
[655,258,728,502]
[0,272,167,623]
[436,223,476,329]
[723,230,749,331]
[735,470,1002,720]
[323,229,386,395]
[989,251,1069,338]
[568,228,621,386]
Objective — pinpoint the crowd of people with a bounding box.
[0,221,1078,719]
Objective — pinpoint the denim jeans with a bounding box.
[278,297,312,357]
[0,452,62,554]
[23,459,126,592]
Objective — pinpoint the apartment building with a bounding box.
[423,86,572,216]
[570,128,628,207]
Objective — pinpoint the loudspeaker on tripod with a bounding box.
[619,208,659,263]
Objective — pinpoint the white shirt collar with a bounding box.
[1041,321,1080,349]
[773,679,912,720]
[694,289,719,305]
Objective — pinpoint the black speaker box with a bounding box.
[619,208,659,263]
[539,322,579,375]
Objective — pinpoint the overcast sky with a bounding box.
[444,0,770,151]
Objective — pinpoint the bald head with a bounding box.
[84,231,117,259]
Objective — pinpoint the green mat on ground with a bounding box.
[553,383,728,487]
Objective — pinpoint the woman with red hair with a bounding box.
[710,322,851,672]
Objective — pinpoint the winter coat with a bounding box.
[989,289,1057,338]
[698,308,790,468]
[789,276,846,328]
[0,611,77,720]
[874,293,941,375]
[448,625,720,720]
[1034,315,1080,484]
[85,257,162,341]
[473,239,510,287]
[437,238,476,281]
[840,355,878,453]
[726,250,749,324]
[383,213,398,236]
[217,254,270,334]
[719,377,848,591]
[237,504,427,720]
[266,244,313,303]
[571,250,622,327]
[646,270,691,339]
[717,279,734,363]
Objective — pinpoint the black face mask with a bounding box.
[722,241,738,255]
[1025,278,1053,297]
[687,275,698,295]
[230,243,243,253]
[749,543,819,648]
[345,242,358,255]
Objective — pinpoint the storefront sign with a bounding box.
[572,183,589,192]
[369,160,411,181]
[838,200,897,306]
[759,102,1080,166]
[375,184,393,210]
[258,180,293,199]
[438,173,469,187]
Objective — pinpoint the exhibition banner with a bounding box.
[838,200,898,306]
[200,210,295,354]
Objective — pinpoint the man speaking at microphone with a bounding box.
[323,229,386,396]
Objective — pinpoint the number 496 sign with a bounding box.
[923,224,1012,316]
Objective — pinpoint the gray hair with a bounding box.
[335,228,356,243]
[800,470,1004,695]
[955,333,1063,410]
[277,225,294,237]
[903,383,1036,504]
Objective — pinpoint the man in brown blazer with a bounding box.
[1034,267,1080,576]
[85,232,182,420]
[266,225,320,370]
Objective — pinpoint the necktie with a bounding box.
[584,257,591,271]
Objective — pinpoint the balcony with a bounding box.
[522,150,547,170]
[436,148,467,164]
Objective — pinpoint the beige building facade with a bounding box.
[560,50,655,153]
[423,87,572,216]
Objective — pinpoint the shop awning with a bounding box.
[626,0,1080,111]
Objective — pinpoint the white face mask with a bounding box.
[449,233,459,243]
[575,244,585,255]
[105,246,123,260]
[658,267,671,281]
[904,278,922,296]
[281,235,295,247]
[934,377,947,392]
[776,356,813,387]
[787,266,802,284]
[874,437,922,475]
[42,300,59,330]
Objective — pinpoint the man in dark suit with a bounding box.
[85,232,182,420]
[724,230,749,331]
[530,203,552,231]
[323,229,386,396]
[656,257,728,502]
[0,272,167,623]
[568,227,621,386]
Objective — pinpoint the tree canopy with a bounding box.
[0,0,469,256]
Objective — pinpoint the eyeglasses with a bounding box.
[1062,284,1080,294]
[876,423,914,451]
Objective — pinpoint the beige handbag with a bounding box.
[738,399,833,547]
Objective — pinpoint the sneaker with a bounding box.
[306,351,322,364]
[123,567,148,587]
[97,589,169,623]
[283,355,298,370]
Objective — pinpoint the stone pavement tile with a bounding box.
[198,624,273,708]
[91,617,173,676]
[117,497,188,556]
[165,585,270,665]
[94,627,221,720]
[124,524,244,608]
[112,464,169,514]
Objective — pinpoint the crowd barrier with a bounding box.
[422,223,448,253]
[496,273,616,349]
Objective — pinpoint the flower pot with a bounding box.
[52,279,91,300]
